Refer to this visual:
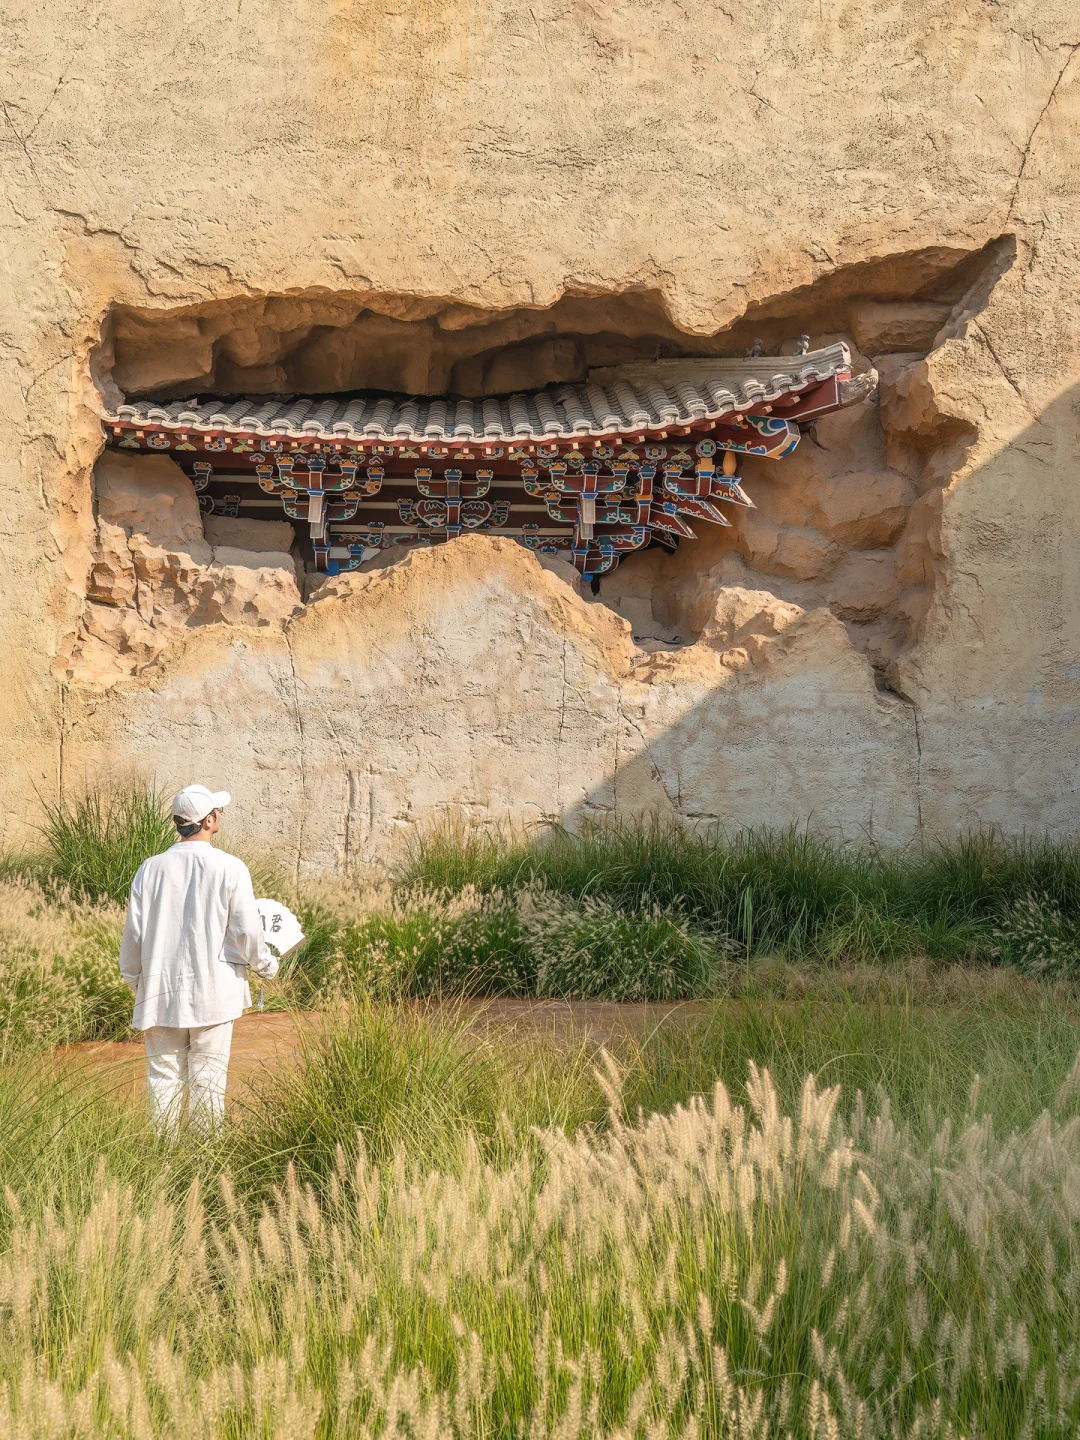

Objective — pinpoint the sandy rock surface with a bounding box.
[1,0,1078,852]
[62,535,919,865]
[203,515,297,553]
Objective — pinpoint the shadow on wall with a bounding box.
[596,238,1018,687]
[558,375,1080,848]
[569,610,922,848]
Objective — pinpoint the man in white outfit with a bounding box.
[119,784,279,1130]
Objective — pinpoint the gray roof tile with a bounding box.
[108,344,854,444]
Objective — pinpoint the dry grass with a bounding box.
[0,878,129,1052]
[4,802,1080,1434]
[2,1049,1079,1438]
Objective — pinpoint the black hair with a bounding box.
[174,816,203,838]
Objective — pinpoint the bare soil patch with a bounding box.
[57,1000,714,1101]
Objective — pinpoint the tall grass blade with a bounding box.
[37,784,174,903]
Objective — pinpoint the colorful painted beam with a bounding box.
[103,346,876,579]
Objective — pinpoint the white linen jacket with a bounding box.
[119,842,279,1030]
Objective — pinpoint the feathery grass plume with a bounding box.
[3,1004,1080,1434]
[610,976,1080,1140]
[992,891,1080,979]
[6,1054,1080,1434]
[0,878,129,1054]
[517,889,733,1000]
[299,885,530,1000]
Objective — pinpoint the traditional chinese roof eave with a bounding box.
[104,343,871,447]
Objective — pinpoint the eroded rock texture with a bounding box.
[2,0,1079,854]
[63,537,919,867]
[601,332,943,683]
[70,452,302,684]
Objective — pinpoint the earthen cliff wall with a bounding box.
[2,1,1078,858]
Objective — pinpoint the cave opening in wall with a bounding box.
[81,241,1006,685]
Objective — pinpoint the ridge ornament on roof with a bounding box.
[103,345,876,581]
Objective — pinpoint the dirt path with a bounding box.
[58,1000,714,1102]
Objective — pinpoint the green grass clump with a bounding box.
[23,784,176,904]
[404,819,1080,970]
[0,879,131,1056]
[228,1002,607,1200]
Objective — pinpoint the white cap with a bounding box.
[172,783,231,823]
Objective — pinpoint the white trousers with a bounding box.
[144,1021,234,1131]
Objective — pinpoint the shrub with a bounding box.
[992,890,1080,979]
[518,889,732,1000]
[311,885,529,998]
[299,883,731,1002]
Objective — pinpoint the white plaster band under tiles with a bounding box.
[106,345,864,445]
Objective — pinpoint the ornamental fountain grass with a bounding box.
[1,1000,1079,1439]
[3,791,1080,1435]
[402,817,1080,970]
